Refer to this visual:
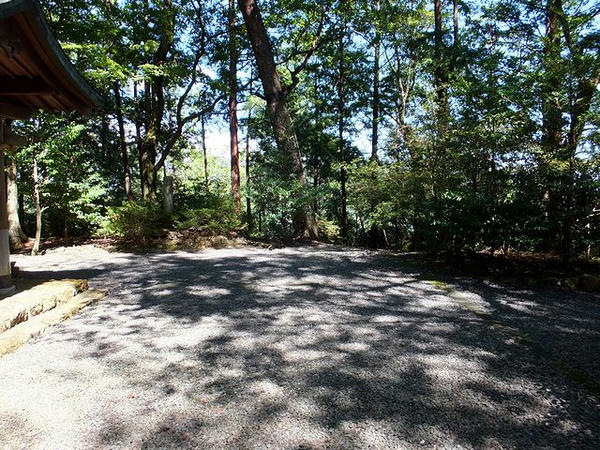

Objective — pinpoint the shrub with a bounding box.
[104,202,167,240]
[318,218,341,243]
[174,204,240,235]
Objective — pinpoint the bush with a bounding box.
[102,188,240,242]
[174,205,240,234]
[318,218,341,243]
[103,202,167,240]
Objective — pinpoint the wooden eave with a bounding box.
[0,0,102,119]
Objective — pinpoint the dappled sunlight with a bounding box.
[1,246,598,448]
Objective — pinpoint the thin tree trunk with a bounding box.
[140,79,158,201]
[339,19,348,240]
[31,156,42,256]
[139,0,174,201]
[312,74,322,215]
[114,82,133,201]
[258,204,263,233]
[541,0,563,153]
[371,0,381,162]
[245,106,253,232]
[134,81,144,198]
[337,13,348,241]
[229,0,242,212]
[433,0,449,130]
[540,0,563,253]
[6,158,27,250]
[163,175,174,214]
[238,0,317,239]
[202,114,209,190]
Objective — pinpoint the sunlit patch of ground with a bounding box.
[0,245,598,449]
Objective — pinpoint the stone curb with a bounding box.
[0,279,88,333]
[0,289,106,356]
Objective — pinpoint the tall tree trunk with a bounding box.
[371,0,381,162]
[541,0,563,154]
[134,81,145,198]
[431,0,449,250]
[238,0,318,239]
[392,44,414,161]
[163,175,174,214]
[433,0,449,130]
[245,106,253,232]
[229,0,242,212]
[201,114,209,190]
[139,0,175,201]
[140,80,158,201]
[338,22,348,240]
[31,156,42,256]
[114,82,133,201]
[540,0,563,253]
[140,0,156,201]
[6,158,27,250]
[313,74,322,215]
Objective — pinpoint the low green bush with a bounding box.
[318,218,341,243]
[103,202,167,240]
[102,187,240,241]
[174,205,240,235]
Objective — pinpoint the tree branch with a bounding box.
[283,11,328,96]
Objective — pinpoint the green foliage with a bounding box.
[318,218,341,243]
[6,0,599,260]
[174,206,240,235]
[103,202,166,240]
[173,188,240,235]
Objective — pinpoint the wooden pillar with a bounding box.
[0,117,14,292]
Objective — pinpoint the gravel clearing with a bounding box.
[1,245,599,449]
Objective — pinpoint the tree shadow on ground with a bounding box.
[14,247,600,449]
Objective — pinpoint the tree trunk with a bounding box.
[371,0,381,162]
[229,0,242,212]
[139,0,175,201]
[201,114,209,190]
[6,158,27,250]
[540,0,563,254]
[140,79,158,201]
[338,24,348,241]
[31,156,42,256]
[258,204,263,233]
[245,106,253,232]
[238,0,317,239]
[163,175,174,214]
[114,82,133,201]
[133,81,145,197]
[541,0,563,154]
[433,0,449,130]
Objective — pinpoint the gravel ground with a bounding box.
[0,245,599,449]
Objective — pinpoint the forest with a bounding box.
[6,0,600,263]
[2,1,600,446]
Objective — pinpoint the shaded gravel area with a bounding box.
[1,245,599,449]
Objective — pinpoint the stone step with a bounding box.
[0,279,88,334]
[0,289,106,356]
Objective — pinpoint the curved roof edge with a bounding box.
[0,0,103,112]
